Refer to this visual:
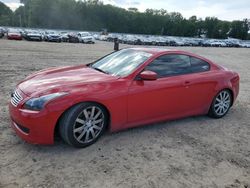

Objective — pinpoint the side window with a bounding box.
[146,55,191,77]
[190,57,210,73]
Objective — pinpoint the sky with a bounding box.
[1,0,250,21]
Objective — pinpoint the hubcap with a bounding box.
[214,91,231,116]
[73,106,104,144]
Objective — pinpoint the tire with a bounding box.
[208,89,232,118]
[59,102,108,148]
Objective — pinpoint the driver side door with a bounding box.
[127,54,193,126]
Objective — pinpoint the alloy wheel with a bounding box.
[73,106,104,144]
[214,90,231,116]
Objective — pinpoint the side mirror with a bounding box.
[139,70,158,81]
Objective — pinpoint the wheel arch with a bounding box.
[225,88,234,106]
[53,101,111,140]
[213,87,234,107]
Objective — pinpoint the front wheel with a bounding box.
[208,89,232,118]
[59,102,108,148]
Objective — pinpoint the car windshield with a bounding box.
[80,32,90,36]
[9,29,19,33]
[30,31,39,34]
[91,49,152,77]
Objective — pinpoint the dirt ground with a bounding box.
[0,40,249,188]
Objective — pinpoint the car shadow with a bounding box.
[18,114,216,154]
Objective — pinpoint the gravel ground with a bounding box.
[0,40,249,188]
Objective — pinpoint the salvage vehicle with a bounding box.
[60,32,69,42]
[7,29,22,40]
[44,31,61,42]
[9,48,239,148]
[78,32,95,44]
[68,33,79,43]
[25,30,43,41]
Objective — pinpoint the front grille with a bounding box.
[11,90,23,107]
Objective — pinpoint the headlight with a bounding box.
[24,92,67,111]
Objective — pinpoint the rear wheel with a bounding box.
[208,89,232,118]
[59,102,108,148]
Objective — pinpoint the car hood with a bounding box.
[80,35,92,38]
[27,33,41,37]
[8,32,21,36]
[18,65,118,96]
[48,34,60,37]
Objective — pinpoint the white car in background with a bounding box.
[78,32,95,44]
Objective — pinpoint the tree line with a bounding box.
[0,0,249,40]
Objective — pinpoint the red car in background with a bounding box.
[7,29,22,40]
[9,48,240,148]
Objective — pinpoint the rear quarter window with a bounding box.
[190,57,210,73]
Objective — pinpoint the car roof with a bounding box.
[129,47,183,55]
[79,32,90,34]
[127,47,214,65]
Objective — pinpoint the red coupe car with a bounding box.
[9,48,239,147]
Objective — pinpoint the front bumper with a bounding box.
[9,101,58,145]
[81,38,94,43]
[48,37,61,42]
[28,36,42,41]
[8,36,22,40]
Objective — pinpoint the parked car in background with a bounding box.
[25,30,43,41]
[140,36,154,46]
[78,32,95,44]
[210,40,227,47]
[240,41,250,48]
[60,32,69,42]
[68,33,79,43]
[2,27,250,48]
[7,29,22,40]
[9,48,239,148]
[44,31,61,42]
[225,38,241,47]
[98,34,108,41]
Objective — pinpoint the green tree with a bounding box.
[0,0,248,40]
[203,17,219,38]
[0,2,13,26]
[12,6,26,27]
[229,19,249,39]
